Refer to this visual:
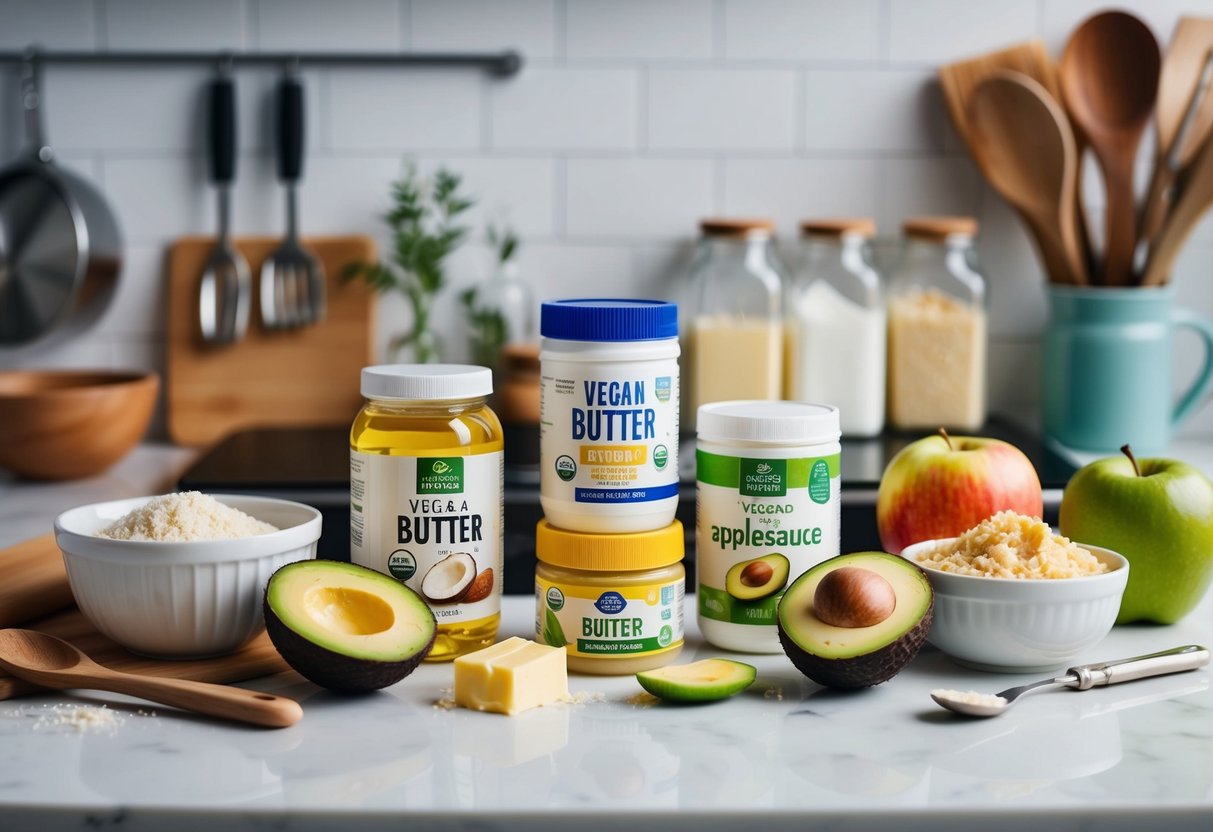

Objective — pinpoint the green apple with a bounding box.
[877,429,1044,554]
[1060,446,1213,624]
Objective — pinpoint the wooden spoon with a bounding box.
[1060,10,1161,286]
[1140,18,1213,248]
[968,71,1087,285]
[0,629,302,728]
[1142,125,1213,285]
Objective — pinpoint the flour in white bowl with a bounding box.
[95,492,278,542]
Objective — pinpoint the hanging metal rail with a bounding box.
[0,50,523,77]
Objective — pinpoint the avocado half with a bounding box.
[776,552,933,690]
[264,560,437,693]
[725,553,790,601]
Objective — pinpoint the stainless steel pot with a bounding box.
[0,54,122,347]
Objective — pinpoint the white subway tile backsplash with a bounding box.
[724,0,880,62]
[490,68,637,151]
[0,0,1207,436]
[415,157,557,239]
[411,0,557,58]
[722,158,881,235]
[565,158,714,239]
[803,69,943,152]
[879,157,980,233]
[0,0,94,50]
[93,246,170,338]
[328,69,481,151]
[518,243,636,300]
[104,0,246,50]
[254,0,401,51]
[887,0,1038,65]
[647,69,797,151]
[565,0,713,60]
[103,156,209,243]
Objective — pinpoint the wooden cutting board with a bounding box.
[167,235,377,447]
[0,535,289,700]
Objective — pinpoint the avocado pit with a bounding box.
[813,566,897,629]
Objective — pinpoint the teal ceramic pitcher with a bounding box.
[1042,286,1213,454]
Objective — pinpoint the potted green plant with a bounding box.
[343,165,474,363]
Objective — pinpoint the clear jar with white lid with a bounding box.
[887,216,988,431]
[786,218,885,438]
[683,218,787,430]
[696,400,841,653]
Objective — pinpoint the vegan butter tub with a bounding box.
[696,401,841,653]
[540,299,680,534]
[535,519,685,674]
[350,365,504,662]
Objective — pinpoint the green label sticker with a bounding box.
[416,457,464,494]
[555,455,577,482]
[653,445,669,470]
[387,549,417,581]
[698,585,782,625]
[546,586,565,611]
[740,458,787,497]
[808,459,831,505]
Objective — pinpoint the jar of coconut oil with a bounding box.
[350,365,504,661]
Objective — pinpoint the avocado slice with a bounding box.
[264,560,437,692]
[636,658,757,703]
[725,553,790,601]
[777,552,933,690]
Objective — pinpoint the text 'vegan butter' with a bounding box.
[350,365,504,663]
[539,299,680,534]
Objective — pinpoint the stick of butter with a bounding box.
[453,637,569,715]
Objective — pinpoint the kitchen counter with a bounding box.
[1,438,1212,831]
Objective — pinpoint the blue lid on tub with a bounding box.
[540,299,678,342]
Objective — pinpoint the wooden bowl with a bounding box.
[0,371,159,480]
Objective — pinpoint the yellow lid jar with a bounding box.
[535,519,685,675]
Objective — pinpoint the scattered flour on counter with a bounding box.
[95,491,278,541]
[32,704,123,733]
[560,691,605,707]
[626,692,660,708]
[763,686,784,702]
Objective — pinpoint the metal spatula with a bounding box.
[261,68,324,329]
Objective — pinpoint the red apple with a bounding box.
[877,429,1044,554]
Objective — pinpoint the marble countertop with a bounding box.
[1,439,1211,830]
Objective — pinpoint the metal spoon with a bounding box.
[199,64,251,344]
[0,629,302,729]
[932,644,1209,718]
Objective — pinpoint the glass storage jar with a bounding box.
[683,218,787,431]
[785,218,885,438]
[886,216,988,431]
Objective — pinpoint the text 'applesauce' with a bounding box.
[696,401,841,653]
[350,365,504,662]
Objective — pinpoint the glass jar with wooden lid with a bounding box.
[683,218,787,431]
[886,216,988,431]
[786,218,885,437]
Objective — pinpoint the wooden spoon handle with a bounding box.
[1102,165,1139,286]
[82,671,303,728]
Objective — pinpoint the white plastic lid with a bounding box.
[697,400,840,444]
[361,364,493,400]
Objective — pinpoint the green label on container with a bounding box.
[416,457,464,494]
[698,584,782,626]
[809,459,832,505]
[740,458,787,497]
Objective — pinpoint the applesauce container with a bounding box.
[535,519,685,674]
[540,299,680,533]
[350,365,504,662]
[696,401,841,653]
